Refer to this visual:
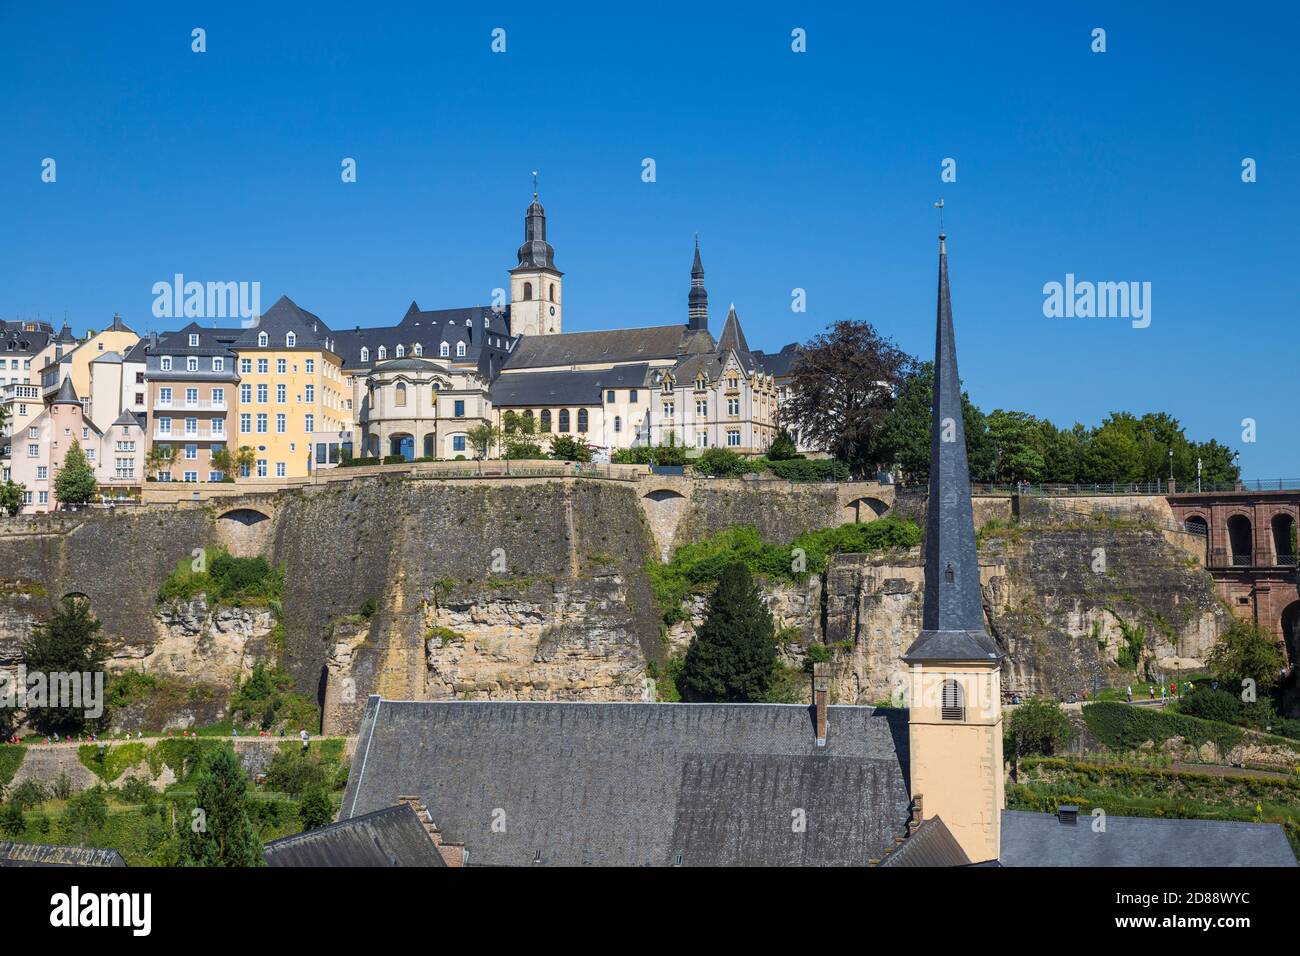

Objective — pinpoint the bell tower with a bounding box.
[509,175,563,337]
[903,229,1006,865]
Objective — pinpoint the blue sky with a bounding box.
[2,2,1295,474]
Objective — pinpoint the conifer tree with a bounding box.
[19,597,107,734]
[179,746,265,867]
[54,439,97,506]
[678,563,778,702]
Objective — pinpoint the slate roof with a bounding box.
[717,305,750,354]
[50,377,81,406]
[110,409,144,428]
[751,343,802,380]
[263,803,447,867]
[490,363,653,407]
[999,810,1298,867]
[233,296,334,352]
[342,698,912,867]
[331,303,514,378]
[0,841,126,867]
[875,816,971,867]
[1,320,53,358]
[503,324,712,370]
[904,235,1006,664]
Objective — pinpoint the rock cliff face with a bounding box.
[0,478,1246,735]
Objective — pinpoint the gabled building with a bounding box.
[142,323,239,482]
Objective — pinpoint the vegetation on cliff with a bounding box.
[158,548,284,607]
[648,517,922,625]
[17,596,108,736]
[229,662,318,733]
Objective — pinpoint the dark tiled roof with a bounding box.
[233,296,333,351]
[999,810,1298,867]
[50,377,80,406]
[875,816,971,867]
[263,804,446,867]
[490,364,652,407]
[717,305,750,354]
[0,841,126,867]
[752,343,802,379]
[331,304,513,375]
[503,325,709,370]
[342,698,912,867]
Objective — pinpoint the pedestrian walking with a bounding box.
[1126,685,1133,703]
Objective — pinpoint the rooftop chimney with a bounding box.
[812,662,829,746]
[907,794,924,836]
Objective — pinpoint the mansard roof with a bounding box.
[263,803,446,868]
[332,304,513,376]
[490,363,653,407]
[751,342,802,379]
[341,698,912,867]
[503,324,713,371]
[233,296,334,352]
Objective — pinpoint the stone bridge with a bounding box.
[1168,489,1299,660]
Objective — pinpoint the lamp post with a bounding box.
[1197,457,1202,493]
[1168,447,1174,482]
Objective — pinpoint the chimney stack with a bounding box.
[398,794,466,867]
[908,794,924,835]
[812,662,829,746]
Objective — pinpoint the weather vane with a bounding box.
[934,198,945,234]
[532,170,538,198]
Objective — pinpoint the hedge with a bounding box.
[1082,701,1244,756]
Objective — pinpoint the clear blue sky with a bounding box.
[2,2,1295,475]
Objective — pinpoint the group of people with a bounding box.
[1127,680,1204,702]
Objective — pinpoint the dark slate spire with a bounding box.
[903,234,1004,663]
[50,376,81,406]
[688,236,709,332]
[717,304,749,354]
[512,187,559,274]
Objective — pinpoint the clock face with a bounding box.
[549,305,556,316]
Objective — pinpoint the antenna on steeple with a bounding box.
[531,169,539,199]
[934,198,945,237]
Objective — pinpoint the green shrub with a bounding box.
[1008,699,1076,757]
[0,802,25,836]
[264,749,330,796]
[8,779,47,810]
[230,662,318,732]
[612,444,689,466]
[298,788,334,831]
[757,458,850,482]
[79,742,147,783]
[1082,701,1243,757]
[1177,687,1242,724]
[803,643,832,672]
[158,547,283,605]
[691,448,753,477]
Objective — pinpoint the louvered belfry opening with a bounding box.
[940,679,965,721]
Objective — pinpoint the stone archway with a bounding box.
[1184,514,1209,564]
[1270,513,1296,567]
[1226,514,1253,566]
[844,496,890,524]
[389,433,415,461]
[641,488,689,560]
[216,507,273,557]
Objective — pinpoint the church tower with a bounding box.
[903,231,1006,865]
[687,237,709,332]
[509,184,563,337]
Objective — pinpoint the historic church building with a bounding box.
[326,193,789,460]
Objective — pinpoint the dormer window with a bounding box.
[456,342,466,357]
[186,356,198,372]
[395,344,405,358]
[161,356,172,371]
[360,347,369,363]
[189,333,199,347]
[440,342,449,357]
[941,679,965,721]
[258,331,268,347]
[286,332,296,347]
[413,343,422,356]
[377,346,386,361]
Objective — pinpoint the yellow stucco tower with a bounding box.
[902,232,1006,865]
[508,187,563,337]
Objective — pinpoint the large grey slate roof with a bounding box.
[331,303,514,377]
[0,841,126,867]
[751,342,802,380]
[503,324,712,370]
[999,810,1297,867]
[233,296,334,352]
[490,363,652,407]
[263,803,446,867]
[342,698,912,867]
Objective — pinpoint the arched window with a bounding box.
[360,347,369,363]
[523,282,533,301]
[941,679,964,721]
[413,343,422,356]
[523,410,534,423]
[257,331,268,347]
[395,383,407,407]
[558,409,570,432]
[395,344,405,358]
[440,342,450,357]
[539,409,551,433]
[549,284,556,302]
[614,415,621,433]
[456,341,466,357]
[577,409,588,433]
[286,332,296,347]
[377,346,387,361]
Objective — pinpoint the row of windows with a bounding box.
[238,413,316,433]
[519,281,557,302]
[238,383,316,403]
[238,357,319,375]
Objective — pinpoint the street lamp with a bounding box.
[1196,457,1202,493]
[1168,447,1174,482]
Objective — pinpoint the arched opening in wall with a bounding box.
[642,488,688,561]
[844,496,889,524]
[1183,514,1209,563]
[522,282,532,301]
[941,679,965,721]
[1270,513,1296,566]
[60,591,91,607]
[389,433,415,461]
[1282,602,1300,671]
[423,434,435,459]
[218,508,271,527]
[216,507,274,557]
[1226,515,1253,566]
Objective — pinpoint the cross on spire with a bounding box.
[934,198,945,235]
[532,170,539,199]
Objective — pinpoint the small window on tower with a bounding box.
[523,282,533,301]
[941,679,965,721]
[549,284,555,302]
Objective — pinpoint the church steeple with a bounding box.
[509,176,563,337]
[688,236,709,332]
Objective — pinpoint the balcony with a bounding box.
[0,384,41,401]
[153,398,227,411]
[152,429,227,442]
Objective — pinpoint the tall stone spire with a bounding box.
[687,235,708,332]
[904,233,1003,663]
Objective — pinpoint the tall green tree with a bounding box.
[548,434,592,462]
[19,597,108,734]
[179,746,265,867]
[781,320,912,476]
[876,362,993,483]
[54,439,97,506]
[986,410,1046,483]
[0,479,24,517]
[678,563,778,702]
[1207,618,1286,693]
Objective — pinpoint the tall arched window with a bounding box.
[539,409,551,433]
[456,341,466,357]
[523,282,533,300]
[395,382,407,407]
[549,284,556,302]
[941,679,965,721]
[558,409,570,432]
[577,409,588,433]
